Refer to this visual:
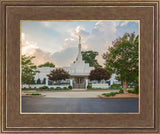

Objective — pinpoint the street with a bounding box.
[22,96,139,113]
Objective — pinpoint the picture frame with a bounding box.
[0,0,159,133]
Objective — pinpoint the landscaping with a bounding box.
[127,84,139,94]
[22,85,72,91]
[87,83,123,90]
[102,89,124,97]
[100,85,139,98]
[26,93,41,95]
[23,93,45,96]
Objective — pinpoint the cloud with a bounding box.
[52,47,78,67]
[22,21,139,67]
[41,22,52,28]
[32,49,53,65]
[85,21,117,65]
[21,32,78,67]
[57,21,117,66]
[120,21,129,27]
[60,25,89,50]
[21,32,39,55]
[70,26,89,38]
[21,32,53,65]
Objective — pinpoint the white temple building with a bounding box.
[29,36,120,89]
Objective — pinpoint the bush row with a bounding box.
[22,85,72,90]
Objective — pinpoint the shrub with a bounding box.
[26,93,41,96]
[128,84,139,94]
[134,84,139,94]
[119,89,124,94]
[56,87,60,89]
[42,78,46,84]
[87,85,92,89]
[102,93,111,97]
[102,92,119,97]
[110,84,121,89]
[40,86,49,90]
[31,93,41,95]
[37,78,41,84]
[49,87,55,90]
[128,90,134,93]
[63,87,67,90]
[23,88,37,90]
[68,85,72,89]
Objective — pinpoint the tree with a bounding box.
[47,68,70,85]
[81,50,102,67]
[42,78,46,84]
[89,67,111,82]
[38,62,55,68]
[103,32,139,93]
[37,78,41,84]
[22,55,39,87]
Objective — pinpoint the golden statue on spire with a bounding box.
[79,35,81,42]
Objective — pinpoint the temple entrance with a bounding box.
[73,77,85,89]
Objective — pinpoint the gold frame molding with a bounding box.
[0,0,159,133]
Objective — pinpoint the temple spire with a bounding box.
[79,35,81,43]
[76,35,82,62]
[78,35,81,55]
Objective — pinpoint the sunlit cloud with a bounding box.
[120,21,129,27]
[41,22,52,28]
[21,32,39,55]
[21,21,139,67]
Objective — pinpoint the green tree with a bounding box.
[89,67,111,83]
[37,78,41,84]
[47,69,70,85]
[22,55,39,87]
[103,32,139,93]
[81,50,102,67]
[42,78,46,84]
[38,62,55,68]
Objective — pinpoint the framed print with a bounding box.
[21,20,140,114]
[0,0,159,133]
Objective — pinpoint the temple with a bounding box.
[68,35,94,88]
[30,36,120,89]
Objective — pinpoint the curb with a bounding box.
[98,95,139,99]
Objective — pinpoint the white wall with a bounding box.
[92,83,109,89]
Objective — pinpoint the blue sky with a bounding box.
[21,20,139,67]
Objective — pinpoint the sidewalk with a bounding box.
[22,90,119,98]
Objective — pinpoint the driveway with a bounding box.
[22,90,119,98]
[22,97,139,113]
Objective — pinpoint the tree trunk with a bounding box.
[123,78,128,94]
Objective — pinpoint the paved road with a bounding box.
[22,90,120,98]
[22,97,139,113]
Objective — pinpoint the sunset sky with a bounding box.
[21,20,139,67]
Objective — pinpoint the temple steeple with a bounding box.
[78,35,81,56]
[76,35,82,61]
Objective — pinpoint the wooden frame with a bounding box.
[0,0,159,133]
